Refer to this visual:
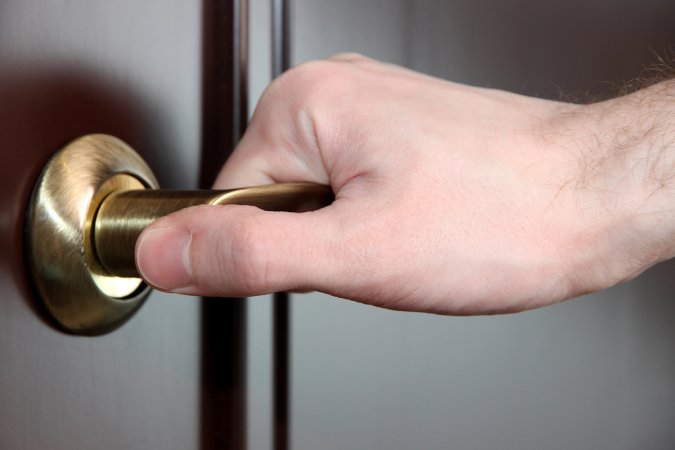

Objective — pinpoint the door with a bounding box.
[280,1,675,449]
[0,1,246,449]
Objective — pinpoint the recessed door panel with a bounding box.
[0,2,202,448]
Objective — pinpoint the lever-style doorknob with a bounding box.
[26,134,333,335]
[94,183,332,278]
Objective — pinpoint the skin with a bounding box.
[135,54,675,315]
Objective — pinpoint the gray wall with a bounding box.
[247,3,273,450]
[249,1,675,449]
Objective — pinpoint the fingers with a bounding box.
[135,204,340,297]
[214,55,377,190]
[213,122,277,189]
[213,63,332,190]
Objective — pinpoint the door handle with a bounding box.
[26,134,333,335]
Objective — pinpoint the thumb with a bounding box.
[135,203,339,297]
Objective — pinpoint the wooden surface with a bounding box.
[0,1,203,448]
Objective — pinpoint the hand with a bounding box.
[135,54,675,314]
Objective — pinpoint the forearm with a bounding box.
[595,78,675,192]
[564,79,675,284]
[630,78,675,260]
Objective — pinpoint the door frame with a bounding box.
[199,0,249,449]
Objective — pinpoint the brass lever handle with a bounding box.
[26,134,333,335]
[95,182,333,278]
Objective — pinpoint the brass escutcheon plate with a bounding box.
[26,134,158,335]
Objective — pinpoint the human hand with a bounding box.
[135,54,675,314]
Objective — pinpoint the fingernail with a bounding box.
[136,226,193,291]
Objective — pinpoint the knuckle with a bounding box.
[328,52,369,62]
[227,214,273,293]
[273,60,363,110]
[258,59,368,153]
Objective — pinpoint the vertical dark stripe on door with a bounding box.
[272,1,292,450]
[200,0,249,449]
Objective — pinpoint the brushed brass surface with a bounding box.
[95,183,334,277]
[27,134,333,335]
[27,134,158,335]
[87,174,148,298]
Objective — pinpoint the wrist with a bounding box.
[566,80,675,286]
[607,80,675,258]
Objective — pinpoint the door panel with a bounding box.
[0,2,202,448]
[288,1,675,449]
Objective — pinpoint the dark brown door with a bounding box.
[0,1,245,448]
